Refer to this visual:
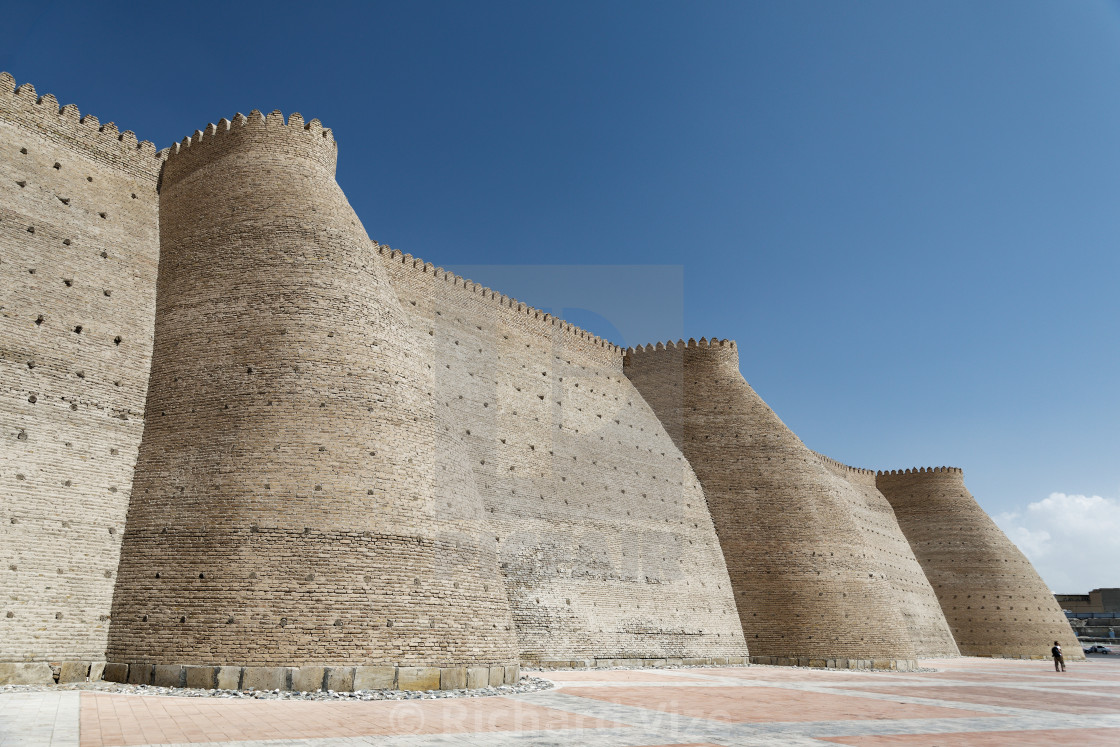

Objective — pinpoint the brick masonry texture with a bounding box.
[624,339,953,662]
[378,248,749,664]
[876,467,1083,659]
[0,72,162,667]
[814,455,960,657]
[105,110,519,670]
[0,74,1081,683]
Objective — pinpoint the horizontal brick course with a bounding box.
[877,468,1083,660]
[0,74,1081,684]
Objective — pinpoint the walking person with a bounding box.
[1051,641,1066,672]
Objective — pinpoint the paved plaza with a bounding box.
[2,657,1119,746]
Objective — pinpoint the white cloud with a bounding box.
[994,493,1120,593]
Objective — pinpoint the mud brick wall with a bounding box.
[0,73,162,665]
[105,111,518,669]
[877,468,1082,659]
[378,249,749,664]
[816,455,958,657]
[2,72,1079,677]
[624,339,926,662]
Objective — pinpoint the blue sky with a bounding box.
[4,0,1118,590]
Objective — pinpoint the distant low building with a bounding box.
[1056,588,1120,615]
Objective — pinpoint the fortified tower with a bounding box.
[815,456,959,657]
[876,468,1082,659]
[105,110,519,689]
[624,338,948,668]
[0,74,1083,686]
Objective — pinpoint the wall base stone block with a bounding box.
[488,666,505,687]
[398,667,441,691]
[504,664,520,684]
[466,666,488,689]
[440,666,466,690]
[89,663,106,682]
[354,666,396,690]
[153,665,184,688]
[127,664,153,685]
[216,667,241,691]
[241,667,291,692]
[0,662,54,685]
[325,667,355,692]
[291,666,326,693]
[58,661,90,683]
[103,663,128,683]
[184,666,218,690]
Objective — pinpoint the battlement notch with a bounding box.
[373,241,625,356]
[0,72,162,181]
[813,451,877,477]
[160,108,337,188]
[876,466,964,477]
[624,337,737,357]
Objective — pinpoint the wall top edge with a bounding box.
[0,72,163,178]
[876,466,964,476]
[163,109,335,162]
[374,243,627,356]
[623,338,737,354]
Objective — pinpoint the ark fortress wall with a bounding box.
[0,74,1079,686]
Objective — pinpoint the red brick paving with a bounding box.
[916,670,1065,682]
[821,727,1120,745]
[559,685,998,723]
[847,684,1120,715]
[58,657,1120,745]
[545,670,705,682]
[79,692,623,747]
[701,666,872,681]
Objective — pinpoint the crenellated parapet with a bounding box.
[107,106,519,675]
[160,109,336,189]
[375,243,624,358]
[625,334,931,665]
[813,452,878,479]
[624,337,737,355]
[877,466,963,476]
[2,73,1083,682]
[876,467,1082,659]
[0,74,164,680]
[0,73,162,181]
